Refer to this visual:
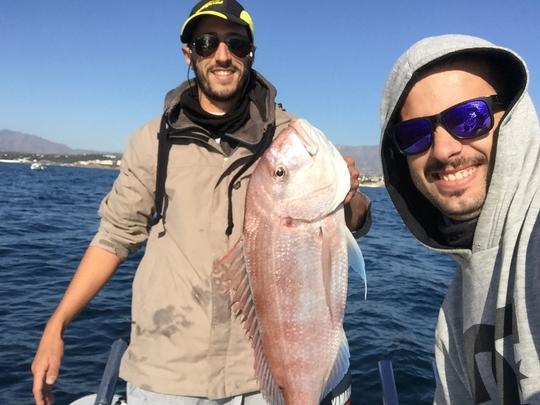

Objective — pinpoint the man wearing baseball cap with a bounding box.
[31,1,371,404]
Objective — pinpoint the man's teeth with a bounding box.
[440,167,475,181]
[214,70,233,76]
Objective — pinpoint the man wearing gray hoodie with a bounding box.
[380,35,540,404]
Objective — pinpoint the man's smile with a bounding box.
[432,165,478,182]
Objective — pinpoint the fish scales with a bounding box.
[245,215,347,404]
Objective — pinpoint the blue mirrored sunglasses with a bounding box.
[392,95,504,155]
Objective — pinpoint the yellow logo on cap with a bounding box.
[196,0,224,13]
[240,10,254,36]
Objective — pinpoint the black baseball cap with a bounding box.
[181,0,254,44]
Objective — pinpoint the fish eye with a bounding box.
[274,166,287,178]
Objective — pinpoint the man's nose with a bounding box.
[430,125,463,161]
[214,41,232,63]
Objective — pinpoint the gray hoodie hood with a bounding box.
[379,34,539,255]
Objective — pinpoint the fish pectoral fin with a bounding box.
[321,219,350,328]
[321,330,351,402]
[346,229,367,300]
[321,225,338,326]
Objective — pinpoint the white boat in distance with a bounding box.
[30,162,45,170]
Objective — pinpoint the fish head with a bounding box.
[250,119,350,222]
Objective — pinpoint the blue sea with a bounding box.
[0,162,456,404]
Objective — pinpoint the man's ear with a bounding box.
[248,46,256,66]
[182,44,193,66]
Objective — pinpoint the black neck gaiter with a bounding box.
[181,72,254,136]
[437,216,478,249]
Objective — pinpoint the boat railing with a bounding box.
[378,359,400,405]
[73,341,407,405]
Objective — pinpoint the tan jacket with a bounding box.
[90,73,293,398]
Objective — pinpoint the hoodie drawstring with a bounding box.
[225,123,275,236]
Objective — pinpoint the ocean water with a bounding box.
[0,162,455,404]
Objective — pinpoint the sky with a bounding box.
[1,0,539,152]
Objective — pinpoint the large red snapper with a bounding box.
[214,119,366,405]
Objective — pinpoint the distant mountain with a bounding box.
[0,129,106,155]
[0,129,76,154]
[337,144,382,175]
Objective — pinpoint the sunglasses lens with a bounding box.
[226,35,252,57]
[192,34,252,58]
[193,34,219,57]
[394,119,433,155]
[442,99,492,138]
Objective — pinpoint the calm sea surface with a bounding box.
[0,162,455,404]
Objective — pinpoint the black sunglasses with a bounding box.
[190,33,253,58]
[392,95,504,155]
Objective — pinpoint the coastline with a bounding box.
[1,159,385,182]
[0,155,121,170]
[0,159,120,170]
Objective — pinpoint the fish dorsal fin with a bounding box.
[213,239,285,405]
[321,329,350,402]
[346,229,367,300]
[252,328,285,405]
[212,238,245,298]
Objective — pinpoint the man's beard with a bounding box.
[193,61,251,103]
[412,155,489,221]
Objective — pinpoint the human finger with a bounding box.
[342,156,360,203]
[32,345,61,404]
[32,369,46,405]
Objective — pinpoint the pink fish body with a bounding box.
[215,119,365,405]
